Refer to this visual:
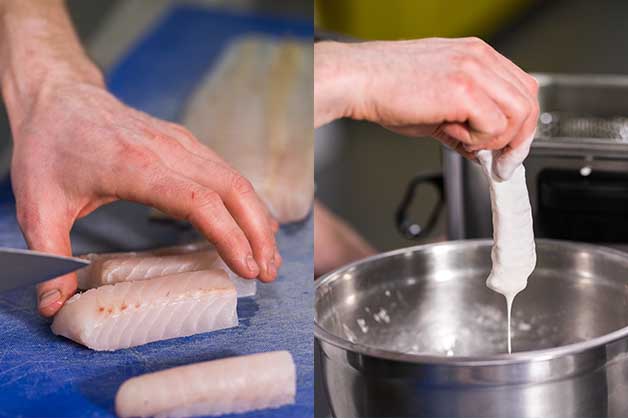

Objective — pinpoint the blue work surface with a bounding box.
[0,6,313,418]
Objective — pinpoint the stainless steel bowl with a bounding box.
[315,239,628,417]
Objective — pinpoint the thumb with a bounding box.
[16,204,77,317]
[494,131,535,181]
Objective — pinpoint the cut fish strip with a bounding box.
[115,351,296,418]
[77,245,256,298]
[182,36,314,223]
[51,269,238,351]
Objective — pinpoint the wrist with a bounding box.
[314,41,367,127]
[2,51,104,134]
[0,10,104,133]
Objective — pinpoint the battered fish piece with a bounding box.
[478,150,536,353]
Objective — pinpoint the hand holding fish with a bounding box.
[0,0,280,317]
[314,38,539,179]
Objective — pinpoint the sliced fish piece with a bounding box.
[115,351,296,418]
[77,246,256,298]
[79,241,211,263]
[183,36,313,223]
[52,269,238,351]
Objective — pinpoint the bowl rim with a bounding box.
[314,238,628,366]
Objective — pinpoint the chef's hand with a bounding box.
[315,38,539,179]
[1,0,280,317]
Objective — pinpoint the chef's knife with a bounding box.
[0,247,89,292]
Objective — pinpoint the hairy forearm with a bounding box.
[314,41,365,129]
[0,0,103,130]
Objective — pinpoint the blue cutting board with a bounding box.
[0,6,313,418]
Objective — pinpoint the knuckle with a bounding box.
[511,96,531,121]
[113,139,156,170]
[466,37,489,51]
[452,54,477,72]
[185,188,229,225]
[447,71,467,88]
[527,75,540,95]
[169,123,200,144]
[191,189,222,214]
[462,58,480,74]
[448,71,474,98]
[231,173,255,196]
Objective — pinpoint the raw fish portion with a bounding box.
[77,245,256,298]
[79,251,220,287]
[183,36,314,223]
[52,269,238,351]
[80,241,210,263]
[115,351,296,418]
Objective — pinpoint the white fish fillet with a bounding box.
[52,269,238,351]
[77,245,256,298]
[183,36,314,223]
[115,351,296,418]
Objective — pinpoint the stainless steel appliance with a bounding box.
[315,239,628,418]
[397,74,628,245]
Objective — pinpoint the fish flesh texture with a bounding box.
[52,269,238,351]
[78,251,220,287]
[182,36,314,223]
[77,244,256,298]
[115,351,296,418]
[79,241,211,262]
[477,150,536,353]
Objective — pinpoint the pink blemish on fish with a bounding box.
[121,304,128,311]
[135,303,141,308]
[108,307,113,314]
[98,307,105,313]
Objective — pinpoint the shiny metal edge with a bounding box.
[532,72,628,87]
[0,247,90,265]
[314,238,628,366]
[531,72,628,152]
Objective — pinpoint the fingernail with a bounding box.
[268,258,277,276]
[245,254,259,274]
[39,289,61,309]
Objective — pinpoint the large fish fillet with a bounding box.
[182,36,314,223]
[115,351,296,418]
[52,269,238,351]
[77,244,256,298]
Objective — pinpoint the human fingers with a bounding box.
[114,160,262,280]
[15,201,77,317]
[143,133,280,281]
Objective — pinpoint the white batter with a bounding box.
[477,150,537,353]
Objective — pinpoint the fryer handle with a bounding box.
[396,172,445,240]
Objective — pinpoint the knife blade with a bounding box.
[0,247,89,292]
